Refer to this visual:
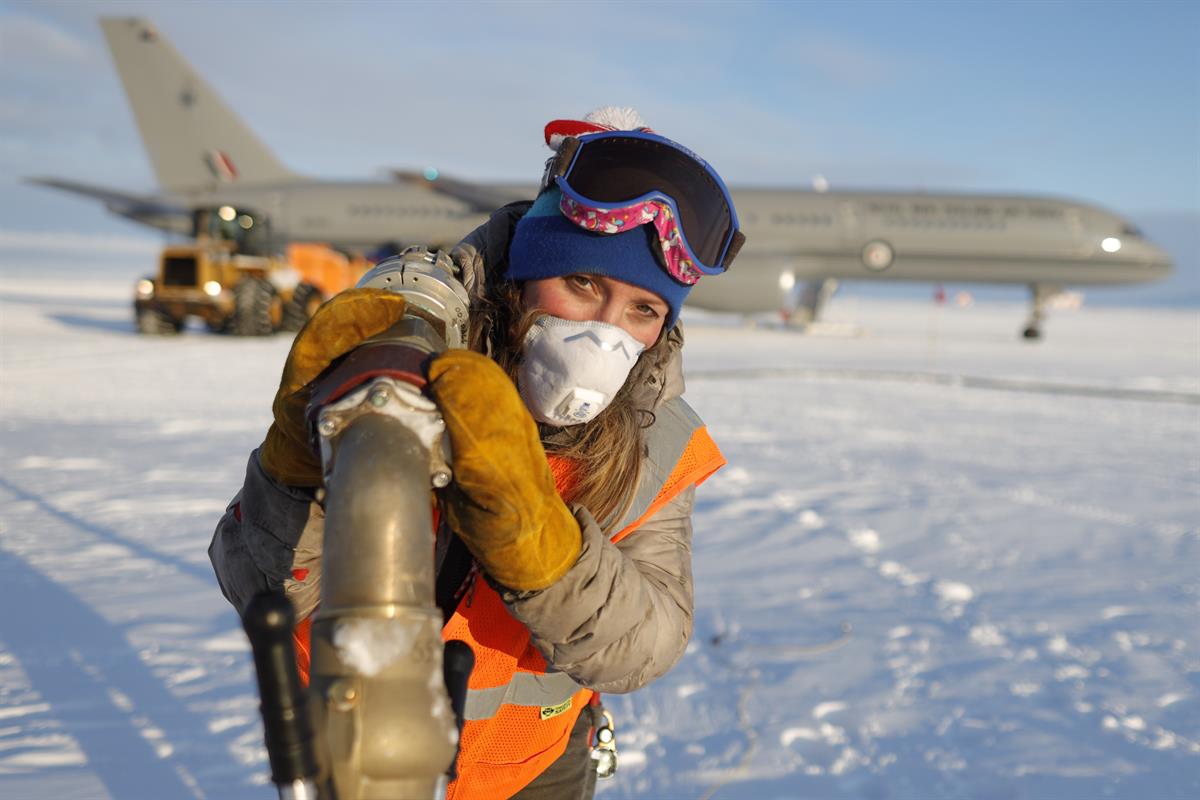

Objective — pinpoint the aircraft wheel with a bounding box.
[232,277,282,336]
[137,307,183,335]
[281,283,323,332]
[1022,325,1042,340]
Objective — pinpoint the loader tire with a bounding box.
[232,277,283,336]
[281,282,323,332]
[206,316,231,335]
[137,307,184,335]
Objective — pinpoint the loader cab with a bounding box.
[192,205,272,255]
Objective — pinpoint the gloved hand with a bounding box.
[425,350,582,591]
[259,288,409,487]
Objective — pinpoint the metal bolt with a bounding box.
[328,679,358,712]
[431,470,452,489]
[369,386,389,407]
[318,417,338,437]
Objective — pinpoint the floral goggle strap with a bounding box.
[559,195,704,286]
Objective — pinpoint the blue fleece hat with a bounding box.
[507,187,691,328]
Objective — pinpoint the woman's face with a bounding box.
[521,274,667,349]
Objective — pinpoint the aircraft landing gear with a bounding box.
[1023,283,1063,341]
[790,277,839,328]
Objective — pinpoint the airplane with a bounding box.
[28,17,1172,339]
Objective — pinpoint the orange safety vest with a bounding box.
[293,399,724,799]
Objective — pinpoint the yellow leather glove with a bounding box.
[426,350,582,591]
[259,288,409,487]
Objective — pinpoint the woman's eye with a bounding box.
[567,275,594,290]
[636,304,661,319]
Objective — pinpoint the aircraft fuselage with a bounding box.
[160,181,1171,315]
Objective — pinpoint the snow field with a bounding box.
[1,268,1197,798]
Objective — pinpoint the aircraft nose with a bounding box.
[1143,243,1174,278]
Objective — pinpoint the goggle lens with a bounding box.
[559,133,738,273]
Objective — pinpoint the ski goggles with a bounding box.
[547,131,744,279]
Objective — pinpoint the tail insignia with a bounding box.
[205,150,238,183]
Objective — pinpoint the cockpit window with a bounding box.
[191,206,271,255]
[1121,223,1143,238]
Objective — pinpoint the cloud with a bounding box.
[775,32,905,88]
[0,12,92,66]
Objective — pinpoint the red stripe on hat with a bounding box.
[544,119,614,146]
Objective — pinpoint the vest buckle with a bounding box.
[590,708,618,779]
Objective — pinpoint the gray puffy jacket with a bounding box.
[209,205,712,693]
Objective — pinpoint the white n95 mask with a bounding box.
[518,316,646,427]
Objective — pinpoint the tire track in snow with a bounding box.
[0,484,264,795]
[0,548,212,799]
[688,367,1200,406]
[842,523,1200,778]
[0,476,213,585]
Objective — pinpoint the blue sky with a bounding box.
[0,0,1196,242]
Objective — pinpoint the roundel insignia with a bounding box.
[861,240,895,272]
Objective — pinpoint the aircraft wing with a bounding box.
[25,177,189,219]
[389,169,527,213]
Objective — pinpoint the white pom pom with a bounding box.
[584,106,648,131]
[544,106,652,151]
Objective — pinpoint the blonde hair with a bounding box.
[469,279,669,531]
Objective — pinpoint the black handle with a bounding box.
[242,592,319,787]
[442,639,475,780]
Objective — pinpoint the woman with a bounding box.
[210,108,744,799]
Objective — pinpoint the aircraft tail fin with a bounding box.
[99,17,300,192]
